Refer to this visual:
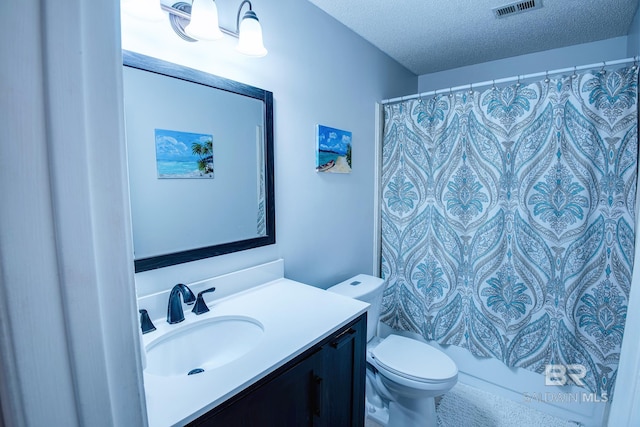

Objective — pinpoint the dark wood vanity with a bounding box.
[187,314,366,427]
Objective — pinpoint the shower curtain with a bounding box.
[379,65,638,399]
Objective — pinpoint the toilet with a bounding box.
[328,274,458,427]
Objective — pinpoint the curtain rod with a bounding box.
[381,56,639,105]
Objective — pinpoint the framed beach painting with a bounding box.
[316,124,352,173]
[155,128,214,178]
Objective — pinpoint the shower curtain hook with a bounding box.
[516,75,521,88]
[544,70,550,84]
[600,61,606,75]
[572,66,577,80]
[492,80,496,91]
[468,83,473,95]
[449,87,453,98]
[633,56,638,71]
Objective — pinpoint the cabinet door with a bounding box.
[188,314,366,427]
[190,349,323,427]
[320,314,367,427]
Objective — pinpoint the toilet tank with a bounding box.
[327,274,385,341]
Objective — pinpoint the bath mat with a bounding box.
[437,383,581,427]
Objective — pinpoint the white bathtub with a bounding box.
[378,323,607,427]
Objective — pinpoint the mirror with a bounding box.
[122,50,275,273]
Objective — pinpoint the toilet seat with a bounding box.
[370,335,458,387]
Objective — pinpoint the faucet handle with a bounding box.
[192,287,216,315]
[139,309,156,334]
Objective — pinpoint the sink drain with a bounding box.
[188,368,205,375]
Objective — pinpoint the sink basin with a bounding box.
[145,316,264,377]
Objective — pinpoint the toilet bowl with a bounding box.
[328,275,458,427]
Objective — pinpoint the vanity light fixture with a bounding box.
[124,0,268,57]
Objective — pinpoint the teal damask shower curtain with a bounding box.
[379,65,638,398]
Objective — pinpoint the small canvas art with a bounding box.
[316,125,352,173]
[155,129,214,179]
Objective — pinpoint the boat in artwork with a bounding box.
[316,159,335,172]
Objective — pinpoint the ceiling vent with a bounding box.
[493,0,542,18]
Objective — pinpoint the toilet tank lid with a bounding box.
[327,274,385,299]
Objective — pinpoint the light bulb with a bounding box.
[236,10,267,57]
[185,0,224,41]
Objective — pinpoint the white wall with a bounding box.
[125,0,417,297]
[418,36,628,93]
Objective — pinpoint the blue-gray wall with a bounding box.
[130,1,640,297]
[126,0,417,296]
[628,1,640,56]
[418,36,629,93]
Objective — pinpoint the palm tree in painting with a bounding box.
[192,139,213,176]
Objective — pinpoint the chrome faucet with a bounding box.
[167,283,196,324]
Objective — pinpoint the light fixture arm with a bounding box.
[161,1,256,39]
[161,3,189,20]
[234,1,253,36]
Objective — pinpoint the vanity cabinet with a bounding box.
[187,313,366,427]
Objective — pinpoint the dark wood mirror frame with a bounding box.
[123,50,275,273]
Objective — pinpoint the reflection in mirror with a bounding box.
[122,51,274,272]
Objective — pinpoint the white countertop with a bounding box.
[142,277,368,427]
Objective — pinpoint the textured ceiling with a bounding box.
[307,0,639,75]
